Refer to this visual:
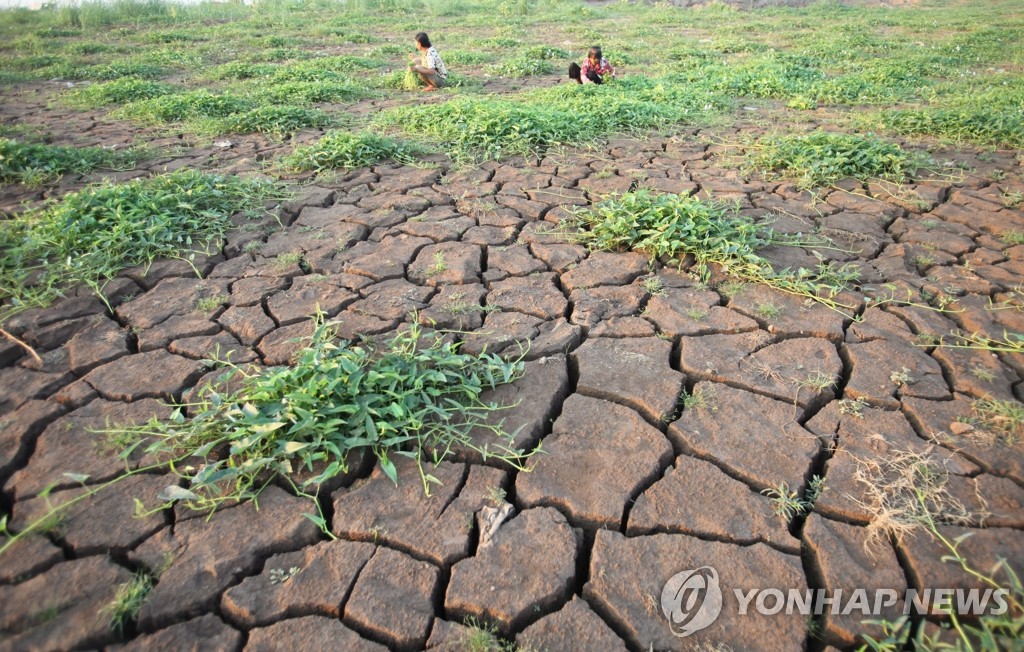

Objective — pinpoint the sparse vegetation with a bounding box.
[0,138,145,185]
[0,169,284,320]
[104,571,153,634]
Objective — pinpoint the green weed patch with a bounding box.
[746,132,928,188]
[376,76,720,161]
[280,130,422,172]
[874,107,1024,149]
[487,55,553,78]
[111,317,529,504]
[568,190,858,311]
[0,169,284,315]
[0,138,145,185]
[245,80,372,105]
[64,78,175,108]
[219,105,333,135]
[116,90,255,124]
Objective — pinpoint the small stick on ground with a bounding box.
[0,326,41,365]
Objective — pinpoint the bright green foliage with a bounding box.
[875,107,1024,148]
[568,190,860,311]
[487,56,553,78]
[272,55,381,82]
[443,49,494,65]
[379,68,423,91]
[205,61,276,80]
[116,90,255,124]
[219,105,333,135]
[748,132,927,188]
[47,61,165,81]
[64,78,175,107]
[569,189,770,265]
[0,138,144,185]
[116,317,529,502]
[281,130,421,172]
[0,169,284,315]
[246,80,371,105]
[523,44,569,60]
[375,76,719,161]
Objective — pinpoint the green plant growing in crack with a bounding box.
[686,307,709,321]
[761,481,806,522]
[953,398,1024,446]
[103,570,153,634]
[193,294,228,313]
[486,485,507,507]
[642,276,666,296]
[0,138,148,186]
[755,302,783,319]
[275,251,305,271]
[681,386,717,413]
[269,566,301,585]
[889,367,914,387]
[564,190,862,315]
[838,397,869,418]
[425,251,447,276]
[744,132,930,189]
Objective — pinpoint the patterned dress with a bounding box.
[422,46,448,80]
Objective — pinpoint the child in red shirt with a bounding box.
[568,46,615,85]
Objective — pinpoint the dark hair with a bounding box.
[415,32,431,48]
[588,46,602,60]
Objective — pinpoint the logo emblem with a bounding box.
[661,566,723,637]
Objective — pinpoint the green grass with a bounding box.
[871,107,1024,149]
[746,132,929,189]
[0,169,284,317]
[63,78,176,108]
[109,316,531,504]
[104,572,153,634]
[375,76,723,161]
[280,130,423,172]
[487,56,554,78]
[0,138,146,186]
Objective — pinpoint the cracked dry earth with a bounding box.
[2,92,1024,652]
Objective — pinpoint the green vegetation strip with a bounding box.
[280,130,423,172]
[0,169,284,317]
[745,132,929,189]
[113,317,529,507]
[0,138,145,185]
[567,190,858,311]
[376,76,727,161]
